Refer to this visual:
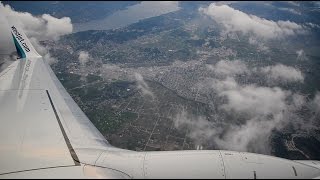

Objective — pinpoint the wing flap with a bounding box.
[0,90,77,175]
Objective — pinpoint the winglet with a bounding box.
[10,25,42,59]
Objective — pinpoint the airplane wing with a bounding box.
[1,18,320,179]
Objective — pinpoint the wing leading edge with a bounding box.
[1,19,320,179]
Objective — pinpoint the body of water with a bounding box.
[73,1,181,32]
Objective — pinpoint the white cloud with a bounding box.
[156,1,180,6]
[0,2,73,67]
[173,103,288,153]
[174,109,221,146]
[211,76,238,92]
[214,1,239,6]
[296,49,308,61]
[1,2,72,41]
[42,14,73,40]
[214,113,285,153]
[212,77,288,116]
[207,60,249,76]
[29,37,47,54]
[248,37,269,52]
[311,92,320,114]
[278,7,301,15]
[220,84,288,116]
[291,93,306,109]
[175,74,299,152]
[306,22,320,29]
[134,72,155,99]
[173,76,308,153]
[287,1,300,7]
[78,51,90,66]
[261,64,304,83]
[43,53,57,65]
[0,54,16,72]
[296,49,303,57]
[200,3,305,39]
[29,36,57,65]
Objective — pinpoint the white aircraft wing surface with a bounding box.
[1,18,320,179]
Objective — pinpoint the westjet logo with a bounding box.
[11,26,30,52]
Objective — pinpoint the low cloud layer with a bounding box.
[207,60,249,77]
[1,2,72,41]
[200,3,305,40]
[28,36,57,65]
[174,109,221,146]
[216,78,288,116]
[296,49,308,61]
[261,64,304,83]
[78,51,90,66]
[167,54,315,153]
[306,22,320,29]
[278,7,301,15]
[248,37,269,52]
[208,60,304,84]
[173,75,313,153]
[214,113,285,153]
[312,92,320,114]
[134,72,155,99]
